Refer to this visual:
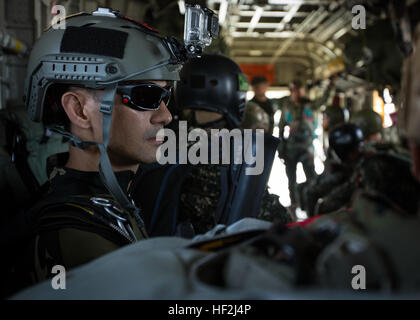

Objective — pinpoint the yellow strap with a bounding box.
[12,40,22,53]
[196,235,245,252]
[44,11,88,32]
[199,240,224,252]
[66,203,94,215]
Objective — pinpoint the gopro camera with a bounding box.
[184,4,219,55]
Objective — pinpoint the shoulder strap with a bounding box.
[0,194,136,250]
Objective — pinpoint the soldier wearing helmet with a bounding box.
[322,105,346,133]
[314,121,415,216]
[178,55,292,231]
[2,8,191,294]
[176,54,248,130]
[10,1,420,299]
[277,78,335,213]
[250,75,276,134]
[131,54,292,237]
[172,54,292,234]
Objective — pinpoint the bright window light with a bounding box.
[383,88,392,104]
[177,0,185,15]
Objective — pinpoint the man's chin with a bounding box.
[138,147,159,164]
[140,157,157,164]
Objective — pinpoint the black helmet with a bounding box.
[329,123,364,163]
[175,54,249,128]
[351,109,383,138]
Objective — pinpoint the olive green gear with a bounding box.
[241,101,270,132]
[351,109,383,138]
[324,105,345,131]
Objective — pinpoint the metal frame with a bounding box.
[208,0,358,82]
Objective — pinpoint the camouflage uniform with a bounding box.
[303,155,353,217]
[179,164,222,235]
[277,88,332,207]
[187,180,420,293]
[308,189,420,291]
[241,101,270,132]
[316,143,417,215]
[249,97,277,134]
[179,161,293,235]
[257,190,293,225]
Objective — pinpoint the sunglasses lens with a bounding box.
[163,87,172,105]
[128,84,170,110]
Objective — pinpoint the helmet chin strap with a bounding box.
[49,85,147,239]
[189,111,234,130]
[199,117,228,130]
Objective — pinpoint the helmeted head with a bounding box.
[350,109,383,142]
[289,79,306,103]
[323,105,346,132]
[329,123,364,164]
[23,8,190,222]
[251,75,269,100]
[241,101,270,132]
[175,54,248,129]
[24,9,184,165]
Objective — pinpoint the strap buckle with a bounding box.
[90,197,127,222]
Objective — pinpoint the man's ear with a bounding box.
[61,90,91,129]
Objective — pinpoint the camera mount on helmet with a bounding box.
[183,4,219,56]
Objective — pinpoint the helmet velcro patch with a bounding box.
[238,73,249,91]
[60,26,128,59]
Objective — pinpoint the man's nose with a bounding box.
[150,101,172,126]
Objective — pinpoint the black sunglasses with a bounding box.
[117,83,173,111]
